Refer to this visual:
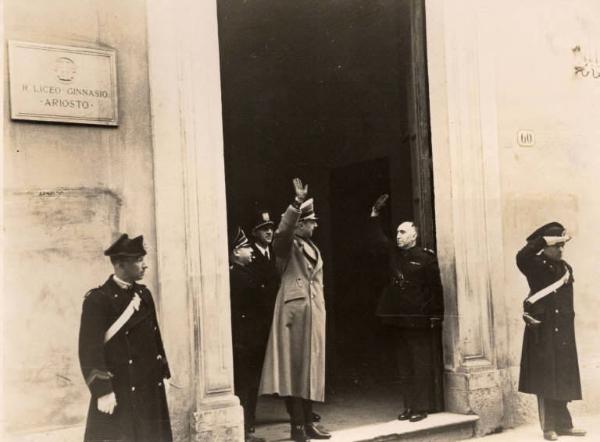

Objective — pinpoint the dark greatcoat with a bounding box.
[78,276,172,442]
[248,242,280,322]
[517,238,582,400]
[230,262,275,387]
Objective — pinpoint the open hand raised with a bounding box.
[372,193,389,214]
[293,178,308,203]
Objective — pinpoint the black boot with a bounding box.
[398,409,412,420]
[305,423,331,439]
[291,424,310,442]
[409,412,428,422]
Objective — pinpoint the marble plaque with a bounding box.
[8,41,118,126]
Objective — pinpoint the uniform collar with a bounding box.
[254,243,269,256]
[113,274,133,289]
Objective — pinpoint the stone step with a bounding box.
[328,412,479,442]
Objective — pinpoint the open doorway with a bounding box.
[218,0,438,432]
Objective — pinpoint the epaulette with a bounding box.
[84,286,102,299]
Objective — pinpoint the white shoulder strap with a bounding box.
[104,294,141,344]
[525,268,570,305]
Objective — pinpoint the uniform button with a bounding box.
[131,386,136,392]
[555,309,559,314]
[114,294,118,298]
[555,328,559,332]
[129,359,133,365]
[154,326,157,331]
[125,331,129,335]
[261,284,265,288]
[157,354,163,360]
[158,381,162,387]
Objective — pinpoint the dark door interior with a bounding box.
[218,0,433,391]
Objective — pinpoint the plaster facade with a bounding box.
[2,0,599,441]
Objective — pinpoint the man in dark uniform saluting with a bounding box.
[517,222,586,441]
[368,194,444,423]
[78,234,172,442]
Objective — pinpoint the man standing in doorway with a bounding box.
[248,208,280,331]
[260,178,330,441]
[229,226,268,442]
[517,222,586,441]
[368,194,444,423]
[78,234,172,442]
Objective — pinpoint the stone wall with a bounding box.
[2,0,157,437]
[490,0,600,425]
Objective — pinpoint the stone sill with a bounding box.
[329,412,479,441]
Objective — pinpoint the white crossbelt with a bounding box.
[525,268,570,305]
[104,294,141,344]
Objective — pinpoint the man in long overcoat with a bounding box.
[78,234,172,442]
[368,194,444,423]
[517,222,586,441]
[259,178,330,441]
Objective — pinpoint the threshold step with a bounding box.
[329,412,479,442]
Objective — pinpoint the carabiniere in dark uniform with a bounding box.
[79,234,172,442]
[517,222,585,440]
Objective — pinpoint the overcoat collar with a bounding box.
[294,236,323,275]
[102,276,153,333]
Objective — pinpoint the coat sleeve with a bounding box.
[273,205,301,263]
[78,291,114,398]
[423,255,444,318]
[516,237,546,278]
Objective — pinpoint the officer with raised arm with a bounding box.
[517,222,586,441]
[368,194,444,423]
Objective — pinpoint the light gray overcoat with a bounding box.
[259,205,326,401]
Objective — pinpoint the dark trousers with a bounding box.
[392,327,443,413]
[537,396,573,432]
[233,346,265,432]
[285,397,313,426]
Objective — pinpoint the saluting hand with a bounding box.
[97,392,117,414]
[543,235,571,246]
[371,193,389,216]
[293,178,308,203]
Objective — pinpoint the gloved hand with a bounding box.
[97,392,117,414]
[371,194,389,217]
[543,235,571,246]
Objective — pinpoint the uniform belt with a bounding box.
[525,268,570,305]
